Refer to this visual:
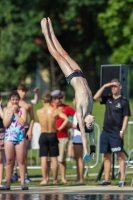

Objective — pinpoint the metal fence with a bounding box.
[27,121,133,178]
[27,122,101,177]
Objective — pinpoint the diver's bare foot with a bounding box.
[47,17,53,33]
[40,180,48,185]
[41,18,48,34]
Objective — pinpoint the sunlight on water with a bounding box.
[1,194,133,200]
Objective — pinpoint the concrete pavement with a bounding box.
[0,185,133,194]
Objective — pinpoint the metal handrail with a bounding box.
[27,122,101,178]
[84,122,100,177]
[114,121,133,178]
[122,149,133,188]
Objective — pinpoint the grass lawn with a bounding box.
[10,174,133,187]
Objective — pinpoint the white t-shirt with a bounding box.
[71,113,82,144]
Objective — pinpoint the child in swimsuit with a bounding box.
[3,91,28,190]
[4,109,26,145]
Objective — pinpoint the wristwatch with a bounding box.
[120,130,124,134]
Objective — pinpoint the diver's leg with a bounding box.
[41,18,74,77]
[47,17,81,71]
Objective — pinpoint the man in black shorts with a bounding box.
[93,78,131,187]
[36,92,69,184]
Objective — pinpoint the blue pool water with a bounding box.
[1,194,133,200]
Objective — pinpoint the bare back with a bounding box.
[36,105,59,133]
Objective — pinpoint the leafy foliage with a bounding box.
[98,0,133,96]
[0,0,133,95]
[0,0,110,92]
[98,0,133,64]
[0,0,44,91]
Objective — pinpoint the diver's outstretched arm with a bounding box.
[41,18,73,77]
[76,112,88,155]
[47,17,81,71]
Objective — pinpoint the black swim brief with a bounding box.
[39,133,59,157]
[66,70,85,84]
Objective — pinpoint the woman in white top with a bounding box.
[71,98,84,182]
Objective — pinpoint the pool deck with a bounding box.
[1,185,133,194]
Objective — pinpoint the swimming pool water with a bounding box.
[1,193,133,200]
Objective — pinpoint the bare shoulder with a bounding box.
[25,100,33,107]
[3,106,7,112]
[36,108,43,113]
[3,107,8,114]
[20,107,27,113]
[54,107,61,115]
[19,100,33,111]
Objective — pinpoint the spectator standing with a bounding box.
[11,86,39,182]
[3,91,28,190]
[93,79,131,187]
[51,89,75,183]
[71,97,84,183]
[16,84,35,183]
[36,92,69,184]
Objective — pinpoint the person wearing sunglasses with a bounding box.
[41,18,95,165]
[93,78,131,187]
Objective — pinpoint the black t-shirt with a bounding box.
[101,95,131,133]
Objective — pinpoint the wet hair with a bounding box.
[8,91,20,100]
[111,79,121,84]
[17,84,29,92]
[42,92,52,103]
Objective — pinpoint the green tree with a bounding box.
[0,0,44,91]
[98,0,133,96]
[98,0,133,64]
[48,0,110,94]
[0,0,110,94]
